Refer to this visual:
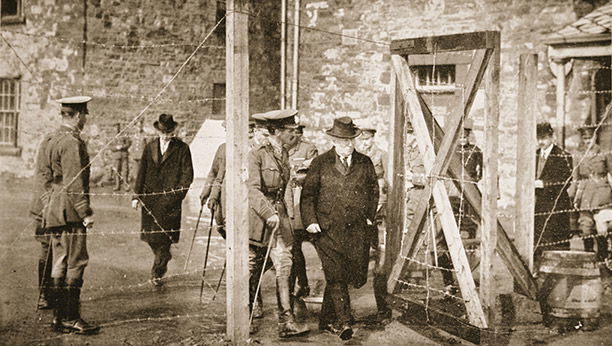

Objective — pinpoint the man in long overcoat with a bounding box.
[301,116,379,340]
[534,122,573,260]
[132,114,194,287]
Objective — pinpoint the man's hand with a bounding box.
[207,198,218,211]
[266,214,280,232]
[131,199,140,209]
[306,223,322,234]
[534,179,544,189]
[83,216,94,228]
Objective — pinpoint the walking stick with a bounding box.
[198,208,215,303]
[211,260,226,301]
[184,204,205,271]
[249,226,278,326]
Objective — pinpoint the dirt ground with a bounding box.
[0,175,610,345]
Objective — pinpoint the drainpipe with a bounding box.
[291,0,300,110]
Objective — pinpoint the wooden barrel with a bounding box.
[537,250,602,328]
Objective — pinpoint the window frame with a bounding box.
[0,0,25,26]
[0,77,22,156]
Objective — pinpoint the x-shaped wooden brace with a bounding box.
[387,40,538,328]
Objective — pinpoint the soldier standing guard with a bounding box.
[43,96,99,334]
[357,126,392,323]
[248,109,309,337]
[569,125,611,263]
[111,122,132,191]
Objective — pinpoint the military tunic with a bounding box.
[42,125,92,282]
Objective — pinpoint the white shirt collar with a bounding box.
[160,137,171,155]
[541,144,553,160]
[334,148,353,166]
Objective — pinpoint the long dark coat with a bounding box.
[300,149,379,287]
[535,144,572,254]
[133,137,194,244]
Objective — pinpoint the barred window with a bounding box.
[0,78,20,147]
[1,0,25,25]
[412,64,456,92]
[212,83,225,117]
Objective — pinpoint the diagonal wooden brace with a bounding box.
[390,55,488,328]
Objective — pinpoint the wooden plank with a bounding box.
[385,75,408,292]
[554,60,567,148]
[392,55,487,328]
[407,51,473,65]
[515,54,537,271]
[225,0,250,343]
[480,33,500,326]
[548,44,612,59]
[387,49,491,289]
[387,294,481,344]
[391,31,496,55]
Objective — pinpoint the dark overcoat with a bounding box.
[300,149,379,287]
[535,144,572,253]
[133,137,194,244]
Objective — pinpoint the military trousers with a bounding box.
[48,223,89,284]
[114,156,130,186]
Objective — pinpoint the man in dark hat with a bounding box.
[110,122,132,191]
[247,109,309,337]
[285,124,318,317]
[534,122,573,261]
[42,96,99,334]
[301,116,379,340]
[569,125,611,262]
[132,114,194,288]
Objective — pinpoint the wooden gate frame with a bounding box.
[384,31,539,335]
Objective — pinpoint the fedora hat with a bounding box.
[154,113,178,133]
[326,116,361,139]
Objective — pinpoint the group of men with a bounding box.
[535,122,612,265]
[198,111,391,340]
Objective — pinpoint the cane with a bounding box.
[184,204,205,271]
[211,260,226,301]
[249,226,278,326]
[198,208,215,303]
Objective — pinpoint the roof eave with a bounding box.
[544,33,612,46]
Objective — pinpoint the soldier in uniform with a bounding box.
[357,126,392,323]
[29,132,56,310]
[131,118,147,184]
[248,109,309,337]
[200,142,226,238]
[286,125,318,316]
[111,122,132,191]
[42,96,99,334]
[569,125,611,263]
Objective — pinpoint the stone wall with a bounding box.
[295,0,585,210]
[0,0,280,177]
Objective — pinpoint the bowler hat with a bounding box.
[154,113,178,133]
[326,116,361,139]
[536,122,554,138]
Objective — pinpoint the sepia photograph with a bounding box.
[0,0,610,345]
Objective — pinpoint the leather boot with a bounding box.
[38,259,51,310]
[278,310,309,338]
[59,281,100,335]
[50,278,67,332]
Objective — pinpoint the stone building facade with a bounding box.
[0,0,280,177]
[293,0,610,208]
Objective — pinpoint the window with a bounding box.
[411,64,456,92]
[215,0,226,40]
[212,83,225,118]
[0,78,20,151]
[1,0,24,25]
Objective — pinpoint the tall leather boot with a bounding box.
[276,278,309,338]
[60,280,100,335]
[38,258,52,310]
[50,278,67,332]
